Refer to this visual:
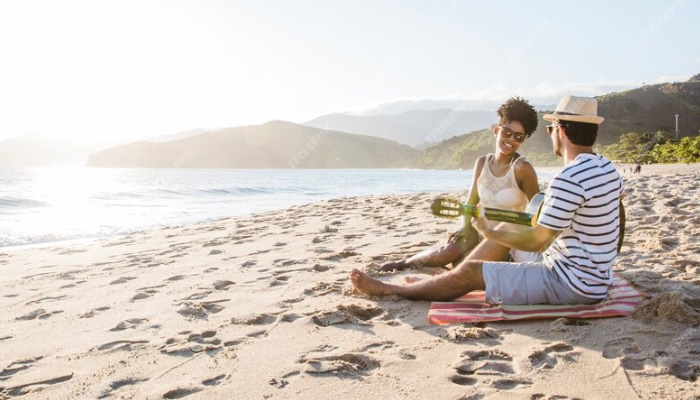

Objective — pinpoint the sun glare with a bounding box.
[25,167,117,236]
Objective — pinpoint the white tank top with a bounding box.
[477,154,529,212]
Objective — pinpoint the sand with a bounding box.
[1,163,699,399]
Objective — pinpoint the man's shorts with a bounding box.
[482,252,601,305]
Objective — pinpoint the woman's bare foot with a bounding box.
[350,269,396,296]
[378,260,408,272]
[404,275,427,284]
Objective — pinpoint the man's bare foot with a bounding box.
[378,260,408,272]
[350,269,396,296]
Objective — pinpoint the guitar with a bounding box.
[432,193,626,252]
[430,193,545,227]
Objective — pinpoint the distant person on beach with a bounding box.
[351,95,624,305]
[634,164,641,174]
[377,96,541,272]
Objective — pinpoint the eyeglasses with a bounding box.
[546,124,559,135]
[498,126,526,143]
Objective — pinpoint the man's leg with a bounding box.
[457,236,511,265]
[351,260,485,301]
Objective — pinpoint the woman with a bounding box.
[380,96,540,272]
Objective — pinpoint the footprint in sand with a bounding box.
[270,275,290,287]
[95,340,150,352]
[662,358,700,382]
[231,313,279,326]
[549,317,590,332]
[602,337,641,359]
[452,349,516,381]
[110,276,137,285]
[201,374,228,386]
[179,291,212,301]
[213,280,235,290]
[79,306,111,319]
[450,348,531,390]
[26,295,67,305]
[320,250,359,261]
[303,280,345,297]
[162,387,203,399]
[312,264,331,272]
[96,377,149,399]
[131,289,157,301]
[0,373,73,397]
[110,318,149,331]
[15,309,63,321]
[309,304,384,327]
[160,330,222,357]
[530,394,582,400]
[297,353,380,377]
[446,325,501,342]
[0,356,44,381]
[176,300,228,320]
[528,342,577,369]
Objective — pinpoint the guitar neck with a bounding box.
[461,204,535,227]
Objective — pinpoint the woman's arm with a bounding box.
[467,156,487,205]
[514,158,540,200]
[449,156,487,242]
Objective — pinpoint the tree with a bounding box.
[599,130,672,163]
[675,136,700,162]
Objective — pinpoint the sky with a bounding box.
[0,0,698,143]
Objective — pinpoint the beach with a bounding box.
[1,163,699,399]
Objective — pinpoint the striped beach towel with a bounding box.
[428,273,643,325]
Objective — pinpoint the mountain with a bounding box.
[85,120,419,168]
[417,75,700,169]
[414,118,561,170]
[302,109,498,147]
[144,128,220,143]
[595,79,700,144]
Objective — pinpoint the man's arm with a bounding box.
[471,207,561,252]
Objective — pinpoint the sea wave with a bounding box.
[0,197,50,209]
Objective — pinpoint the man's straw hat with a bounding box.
[543,95,604,125]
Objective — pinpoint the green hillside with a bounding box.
[417,75,700,169]
[415,115,561,169]
[597,81,700,145]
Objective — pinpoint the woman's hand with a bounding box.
[447,228,464,243]
[471,205,492,239]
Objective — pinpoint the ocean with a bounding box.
[0,167,557,247]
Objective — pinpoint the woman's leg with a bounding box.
[404,238,511,283]
[379,230,480,272]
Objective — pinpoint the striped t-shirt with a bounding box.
[537,153,625,299]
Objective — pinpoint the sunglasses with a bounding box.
[498,126,526,143]
[546,124,559,135]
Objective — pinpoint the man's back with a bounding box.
[538,153,624,300]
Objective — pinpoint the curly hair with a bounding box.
[496,96,539,137]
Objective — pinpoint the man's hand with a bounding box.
[471,203,561,253]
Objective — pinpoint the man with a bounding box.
[351,95,624,305]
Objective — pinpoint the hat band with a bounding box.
[552,111,581,116]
